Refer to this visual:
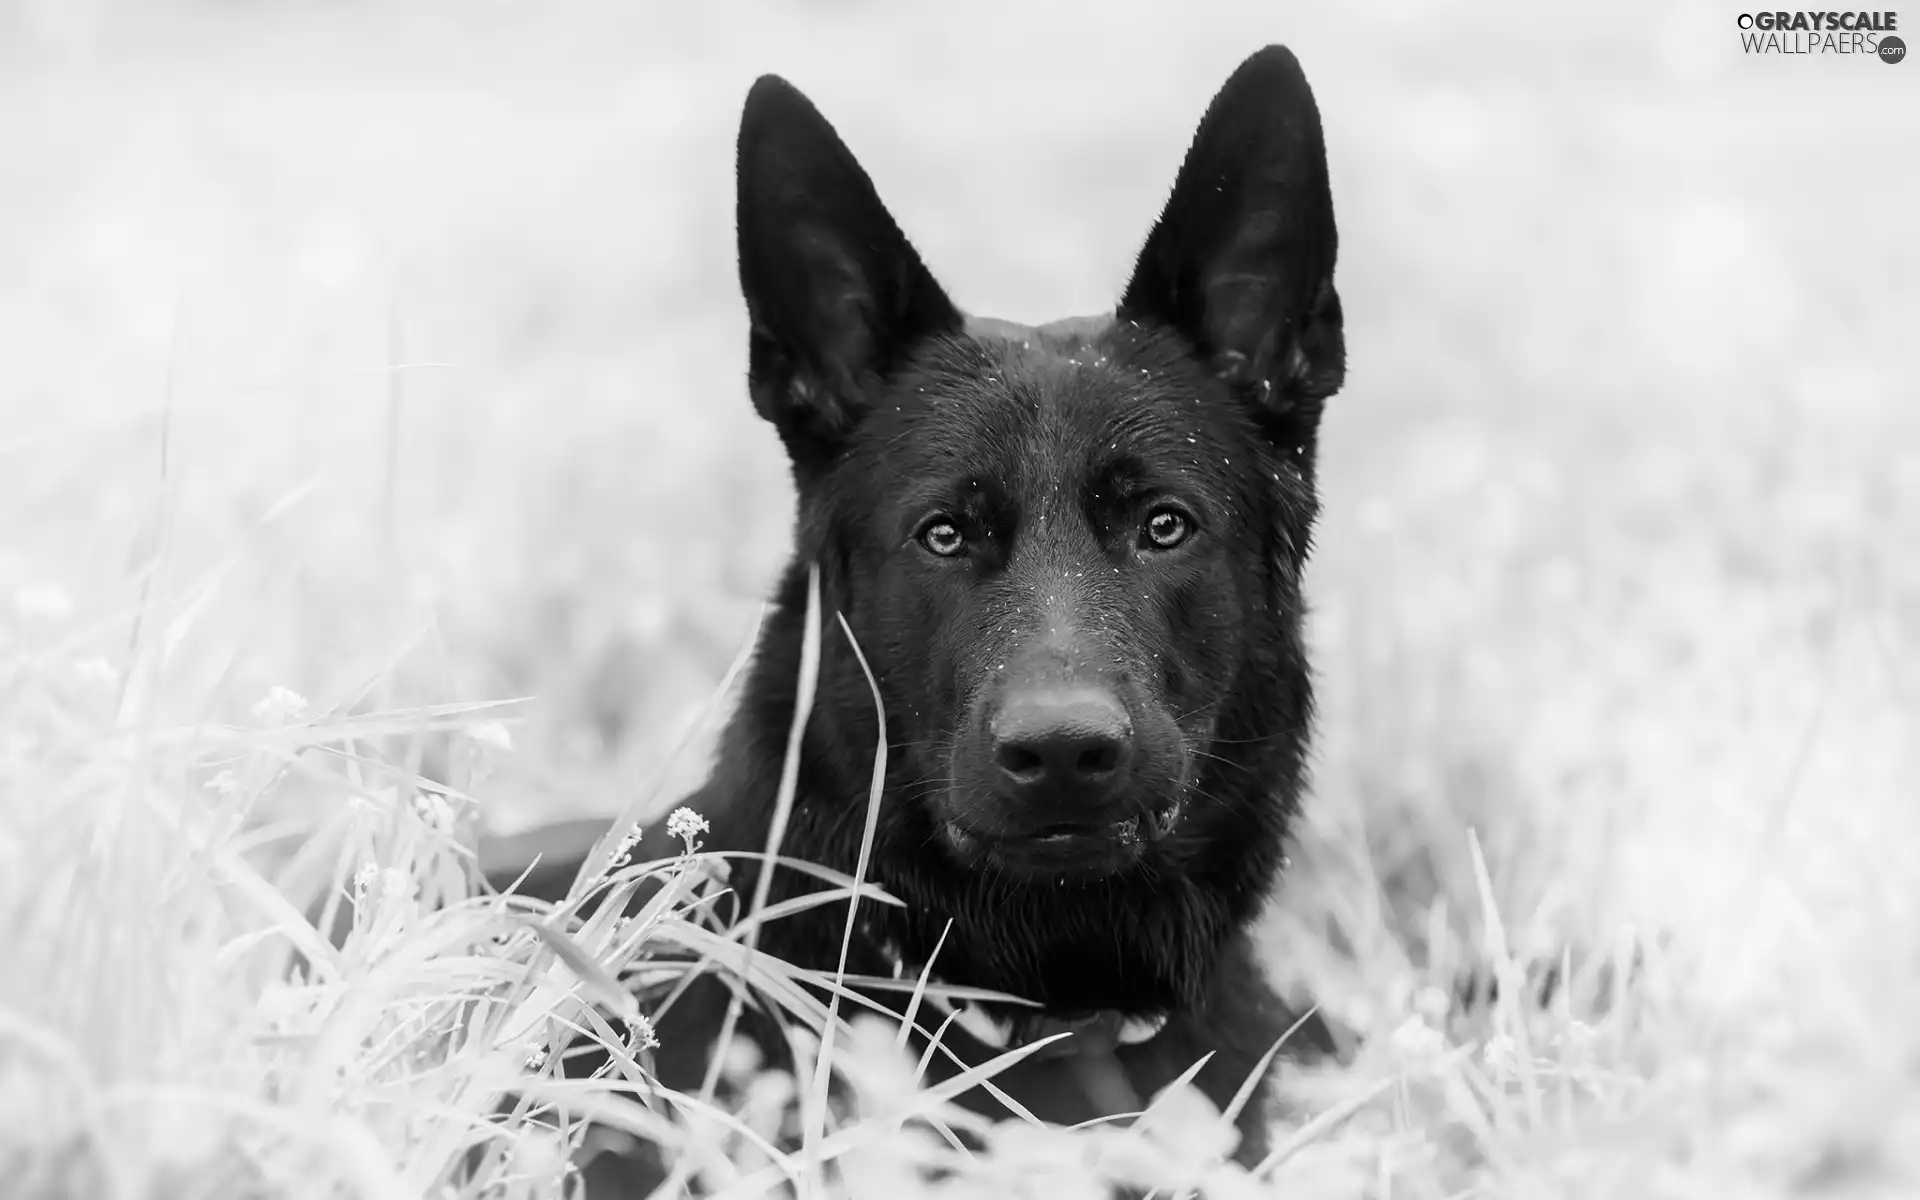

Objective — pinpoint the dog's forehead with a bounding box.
[860,313,1244,507]
[876,310,1227,463]
[892,313,1169,458]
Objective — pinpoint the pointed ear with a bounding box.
[736,75,962,467]
[1119,46,1344,434]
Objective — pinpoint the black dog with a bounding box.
[487,43,1346,1194]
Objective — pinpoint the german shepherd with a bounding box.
[486,42,1345,1194]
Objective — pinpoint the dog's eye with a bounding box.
[1142,507,1193,550]
[918,518,967,557]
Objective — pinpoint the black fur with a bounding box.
[492,44,1347,1195]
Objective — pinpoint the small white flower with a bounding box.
[252,686,309,725]
[352,861,380,901]
[1483,1033,1518,1078]
[205,770,243,798]
[666,806,709,853]
[14,584,73,622]
[522,1044,550,1072]
[628,1014,660,1054]
[1557,1020,1600,1066]
[1389,1014,1445,1063]
[721,1037,762,1083]
[377,868,413,902]
[467,721,512,752]
[609,823,644,867]
[411,791,458,832]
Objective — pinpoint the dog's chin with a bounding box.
[938,797,1186,885]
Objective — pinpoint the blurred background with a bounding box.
[1,0,1916,1185]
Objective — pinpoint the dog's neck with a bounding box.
[874,937,1171,1058]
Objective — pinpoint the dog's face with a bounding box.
[735,48,1343,887]
[830,320,1324,885]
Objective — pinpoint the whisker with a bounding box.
[1203,723,1311,747]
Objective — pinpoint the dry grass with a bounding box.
[2,1,1915,1197]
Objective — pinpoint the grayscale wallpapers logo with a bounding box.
[1735,11,1905,59]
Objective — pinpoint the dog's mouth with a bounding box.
[942,798,1184,882]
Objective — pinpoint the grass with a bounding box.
[2,1,1915,1197]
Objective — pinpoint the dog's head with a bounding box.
[736,48,1343,891]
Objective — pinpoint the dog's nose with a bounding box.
[990,686,1133,807]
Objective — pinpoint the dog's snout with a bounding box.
[989,686,1133,804]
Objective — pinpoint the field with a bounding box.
[1,1,1916,1196]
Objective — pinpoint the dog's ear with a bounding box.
[736,75,962,468]
[1119,46,1344,436]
